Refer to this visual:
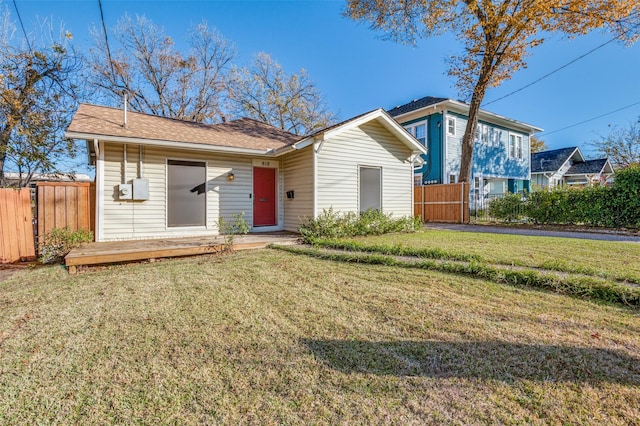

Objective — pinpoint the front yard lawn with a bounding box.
[1,249,639,424]
[343,230,640,283]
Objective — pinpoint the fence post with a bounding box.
[460,183,464,223]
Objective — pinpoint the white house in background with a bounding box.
[531,147,615,188]
[65,104,425,242]
[3,172,93,188]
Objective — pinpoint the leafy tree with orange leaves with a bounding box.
[346,0,639,182]
[530,136,547,153]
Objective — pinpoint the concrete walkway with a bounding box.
[425,223,640,243]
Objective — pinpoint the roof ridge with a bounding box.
[77,103,298,137]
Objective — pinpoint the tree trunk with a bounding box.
[458,65,493,183]
[0,133,9,187]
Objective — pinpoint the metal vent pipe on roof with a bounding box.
[123,91,128,129]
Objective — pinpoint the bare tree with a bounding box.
[590,118,640,169]
[346,0,640,182]
[227,52,337,135]
[0,6,82,187]
[88,15,234,123]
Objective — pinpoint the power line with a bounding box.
[12,0,32,53]
[538,100,640,137]
[97,0,116,79]
[482,37,618,107]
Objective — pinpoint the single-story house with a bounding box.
[66,104,426,242]
[531,147,614,188]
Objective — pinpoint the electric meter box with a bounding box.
[118,183,133,200]
[132,178,150,200]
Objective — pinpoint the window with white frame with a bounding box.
[404,121,427,146]
[413,175,422,186]
[447,117,456,136]
[481,124,489,144]
[475,123,490,144]
[509,134,524,160]
[359,166,382,212]
[449,174,457,184]
[492,128,502,146]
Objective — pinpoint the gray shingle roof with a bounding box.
[531,147,579,173]
[566,158,608,175]
[387,96,449,117]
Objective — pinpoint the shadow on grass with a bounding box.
[302,339,640,384]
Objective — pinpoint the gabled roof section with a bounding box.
[531,147,582,173]
[66,103,300,152]
[388,96,448,117]
[566,158,614,175]
[388,95,543,134]
[288,108,427,155]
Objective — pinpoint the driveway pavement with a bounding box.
[425,223,640,243]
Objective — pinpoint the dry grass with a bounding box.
[346,230,640,283]
[0,250,639,424]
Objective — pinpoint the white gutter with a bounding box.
[94,139,104,242]
[65,131,276,157]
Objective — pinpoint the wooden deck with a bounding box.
[64,232,300,272]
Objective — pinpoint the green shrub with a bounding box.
[520,168,639,229]
[217,212,250,251]
[299,208,421,242]
[487,193,525,221]
[38,227,94,264]
[526,188,570,224]
[611,165,640,228]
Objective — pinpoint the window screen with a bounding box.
[359,166,381,212]
[167,160,206,227]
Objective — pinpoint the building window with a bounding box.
[482,125,489,144]
[447,117,456,136]
[167,160,206,227]
[413,175,422,186]
[404,121,427,145]
[359,166,382,212]
[489,128,502,146]
[449,174,457,184]
[509,134,523,160]
[475,123,490,144]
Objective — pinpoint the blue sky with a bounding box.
[9,0,640,159]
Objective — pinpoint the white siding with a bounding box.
[531,173,549,188]
[282,146,314,232]
[315,121,413,217]
[101,142,261,241]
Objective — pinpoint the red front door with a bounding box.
[253,167,277,226]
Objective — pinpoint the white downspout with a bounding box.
[123,144,127,184]
[94,139,104,242]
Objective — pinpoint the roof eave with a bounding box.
[65,131,276,156]
[394,99,543,134]
[310,109,427,155]
[391,100,448,121]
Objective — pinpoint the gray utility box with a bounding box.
[132,178,150,200]
[118,183,133,200]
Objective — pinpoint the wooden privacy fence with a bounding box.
[37,182,95,238]
[0,188,36,262]
[414,183,470,224]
